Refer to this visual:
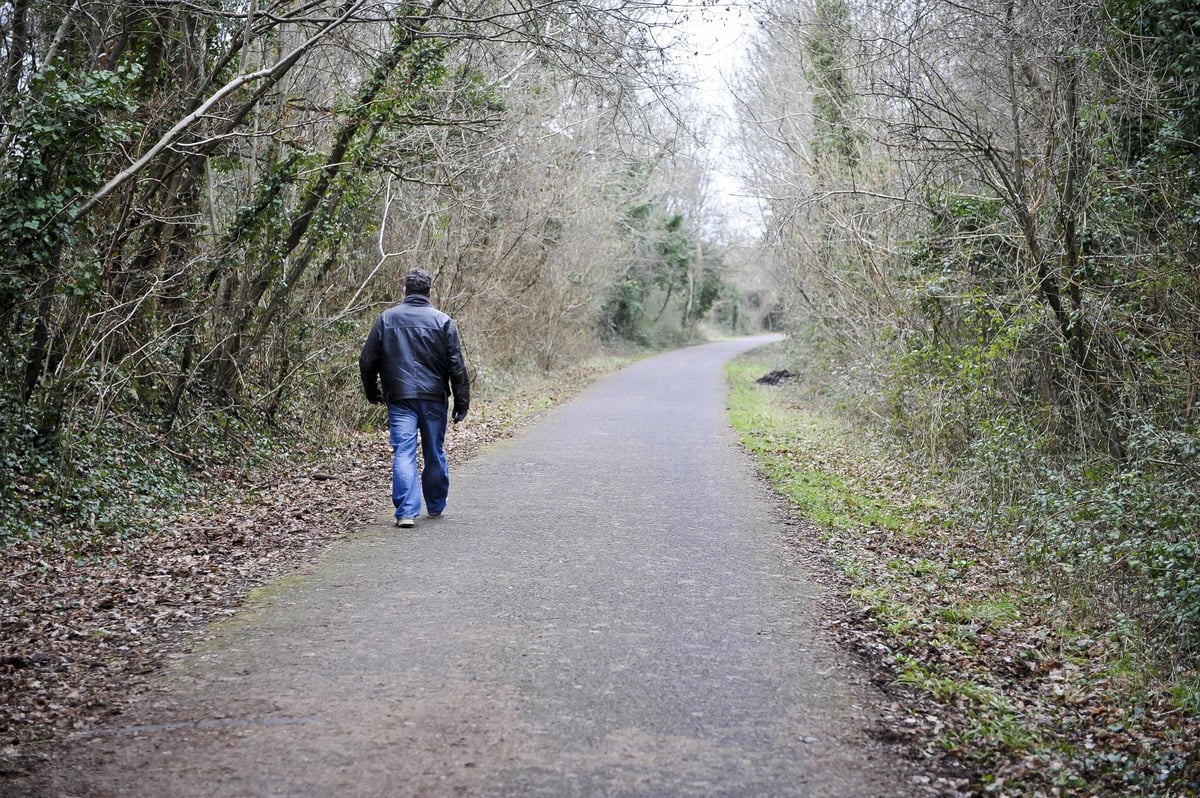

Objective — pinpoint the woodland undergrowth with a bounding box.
[728,342,1200,798]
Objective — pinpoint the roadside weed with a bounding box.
[726,346,1200,796]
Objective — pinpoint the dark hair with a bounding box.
[405,268,433,295]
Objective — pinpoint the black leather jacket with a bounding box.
[359,294,470,414]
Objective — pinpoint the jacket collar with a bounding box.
[403,293,432,306]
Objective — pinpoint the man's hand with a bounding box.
[452,409,467,423]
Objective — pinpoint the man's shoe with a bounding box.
[427,511,442,519]
[395,517,416,528]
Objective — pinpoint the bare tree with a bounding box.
[0,0,682,445]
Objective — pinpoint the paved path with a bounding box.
[30,337,910,797]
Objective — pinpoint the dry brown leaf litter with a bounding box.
[0,389,561,781]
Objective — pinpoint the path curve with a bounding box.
[24,336,912,797]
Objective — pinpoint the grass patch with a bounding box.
[938,597,1021,627]
[726,358,918,535]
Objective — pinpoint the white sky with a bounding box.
[669,1,764,237]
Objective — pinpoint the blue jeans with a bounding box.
[387,399,450,520]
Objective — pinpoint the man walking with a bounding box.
[359,269,470,528]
